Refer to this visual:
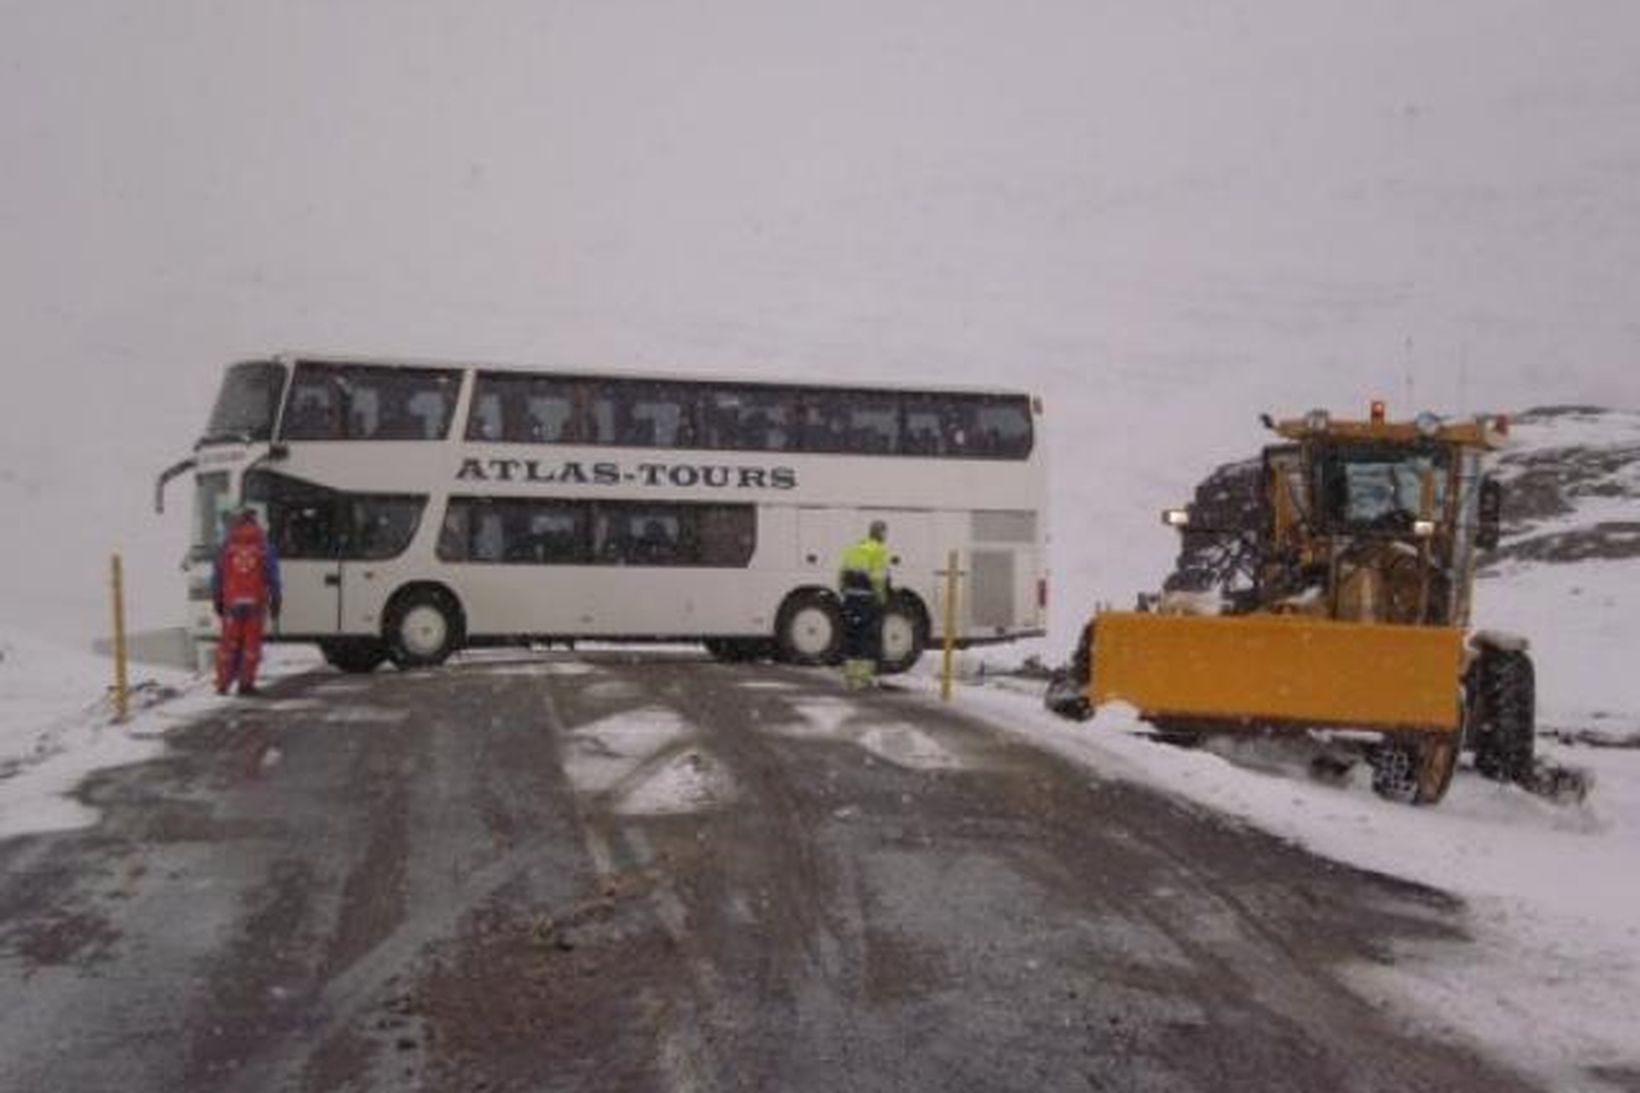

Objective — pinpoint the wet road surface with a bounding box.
[0,651,1539,1091]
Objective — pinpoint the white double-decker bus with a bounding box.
[158,354,1047,674]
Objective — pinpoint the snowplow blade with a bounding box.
[1091,612,1464,731]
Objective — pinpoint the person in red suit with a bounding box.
[211,507,282,696]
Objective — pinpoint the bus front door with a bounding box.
[267,497,344,638]
[244,468,344,639]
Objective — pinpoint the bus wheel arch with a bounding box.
[879,592,930,675]
[383,582,466,669]
[774,587,844,666]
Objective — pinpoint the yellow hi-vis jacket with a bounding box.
[837,536,890,603]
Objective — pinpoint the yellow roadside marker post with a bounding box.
[938,549,963,702]
[110,553,130,724]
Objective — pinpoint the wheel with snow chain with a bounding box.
[384,587,464,669]
[318,638,388,674]
[775,590,843,666]
[1472,648,1536,784]
[1372,733,1459,805]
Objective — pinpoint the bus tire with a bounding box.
[775,590,843,666]
[384,585,464,669]
[318,637,388,674]
[878,595,929,675]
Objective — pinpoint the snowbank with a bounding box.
[0,627,313,841]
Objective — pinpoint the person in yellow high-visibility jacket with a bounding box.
[837,519,890,689]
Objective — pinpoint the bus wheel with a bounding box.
[878,597,928,674]
[385,587,464,669]
[318,638,388,674]
[775,590,842,666]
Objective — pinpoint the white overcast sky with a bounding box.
[2,1,1638,639]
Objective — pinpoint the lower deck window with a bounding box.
[244,470,426,560]
[438,497,755,568]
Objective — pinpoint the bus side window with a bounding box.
[794,392,846,453]
[348,383,380,439]
[527,390,570,442]
[698,505,756,566]
[406,390,446,440]
[704,390,745,449]
[848,395,899,453]
[941,400,975,455]
[903,401,945,455]
[632,518,674,563]
[348,496,425,560]
[284,371,342,440]
[594,510,628,562]
[637,384,699,448]
[473,509,505,562]
[437,504,470,561]
[468,391,503,441]
[245,468,343,557]
[564,379,596,439]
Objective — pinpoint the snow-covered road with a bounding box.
[5,643,1619,1091]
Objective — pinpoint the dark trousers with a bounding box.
[841,592,881,661]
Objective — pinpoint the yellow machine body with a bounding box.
[1090,611,1464,732]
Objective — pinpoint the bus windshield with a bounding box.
[203,360,287,444]
[189,471,232,563]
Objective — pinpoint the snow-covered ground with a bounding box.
[0,630,315,839]
[922,666,1640,1090]
[2,624,1637,1085]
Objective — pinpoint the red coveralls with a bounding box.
[212,515,281,694]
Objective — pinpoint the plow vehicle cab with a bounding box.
[1048,404,1536,805]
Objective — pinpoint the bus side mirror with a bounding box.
[154,456,198,514]
[1476,477,1503,551]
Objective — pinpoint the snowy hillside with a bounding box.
[1474,407,1640,741]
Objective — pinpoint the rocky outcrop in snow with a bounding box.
[1483,406,1640,569]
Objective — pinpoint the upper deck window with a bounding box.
[281,361,461,441]
[463,372,1035,460]
[964,396,1033,458]
[203,361,286,444]
[702,385,795,451]
[797,389,901,454]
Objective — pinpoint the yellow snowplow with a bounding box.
[1048,404,1540,804]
